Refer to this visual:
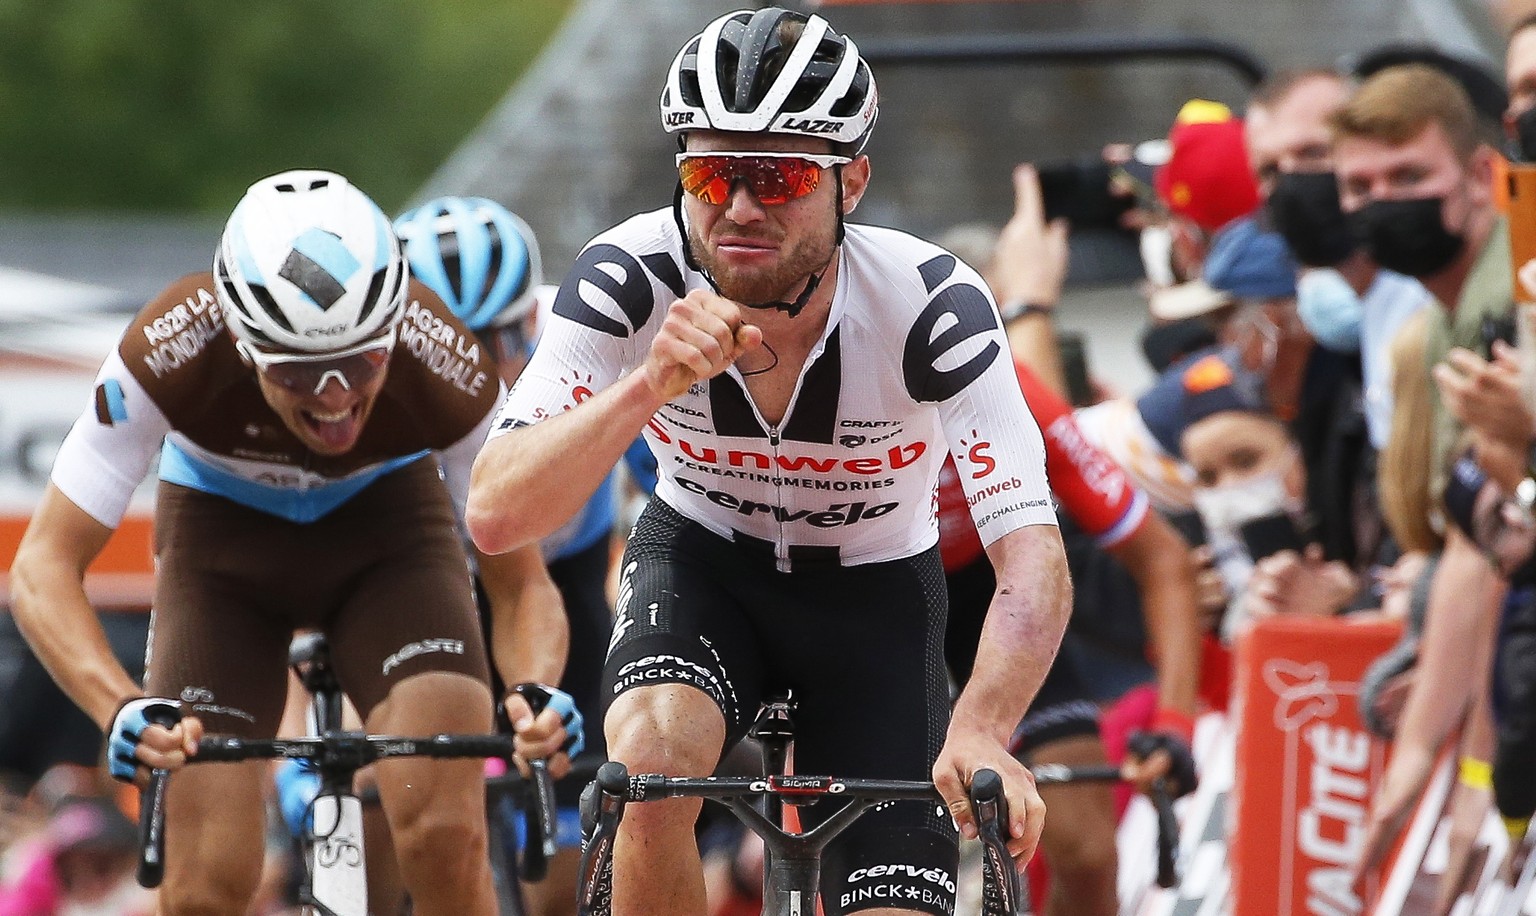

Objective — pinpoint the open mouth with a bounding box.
[300,404,362,451]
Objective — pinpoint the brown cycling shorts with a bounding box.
[145,457,490,737]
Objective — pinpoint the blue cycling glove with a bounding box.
[274,758,322,836]
[107,697,181,783]
[511,683,586,758]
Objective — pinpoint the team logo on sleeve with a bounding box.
[553,245,684,337]
[94,380,128,426]
[903,256,1000,402]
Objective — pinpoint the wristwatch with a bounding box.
[1517,476,1536,520]
[998,299,1054,322]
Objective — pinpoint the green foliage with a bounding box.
[0,0,572,213]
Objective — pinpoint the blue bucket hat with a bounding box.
[1204,215,1299,299]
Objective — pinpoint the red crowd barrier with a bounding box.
[1229,616,1404,915]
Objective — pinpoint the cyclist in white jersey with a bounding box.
[9,171,575,915]
[469,9,1072,916]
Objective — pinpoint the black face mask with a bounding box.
[1513,105,1536,163]
[1265,171,1357,267]
[1345,196,1465,278]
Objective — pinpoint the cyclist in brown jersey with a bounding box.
[9,170,577,915]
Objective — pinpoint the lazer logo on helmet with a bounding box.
[304,324,351,337]
[674,476,897,527]
[665,112,694,127]
[779,117,843,134]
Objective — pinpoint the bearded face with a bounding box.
[688,204,838,306]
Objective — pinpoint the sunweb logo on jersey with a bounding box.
[279,228,360,311]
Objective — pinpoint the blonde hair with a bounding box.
[1378,309,1442,553]
[1330,64,1481,160]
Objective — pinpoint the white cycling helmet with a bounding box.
[660,8,878,153]
[214,169,408,353]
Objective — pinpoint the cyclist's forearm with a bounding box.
[468,372,664,555]
[1112,516,1201,717]
[11,556,140,729]
[957,525,1072,741]
[479,546,569,688]
[10,486,139,728]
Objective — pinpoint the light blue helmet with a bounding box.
[394,197,542,332]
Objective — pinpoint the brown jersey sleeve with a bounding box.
[117,272,249,426]
[382,278,502,450]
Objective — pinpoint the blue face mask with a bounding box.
[1295,268,1363,353]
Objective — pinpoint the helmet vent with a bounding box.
[246,283,297,336]
[830,67,870,118]
[356,268,388,326]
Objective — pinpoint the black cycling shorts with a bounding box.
[603,498,959,916]
[945,553,1099,756]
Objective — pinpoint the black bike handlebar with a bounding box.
[136,731,553,889]
[192,732,515,762]
[575,761,1180,914]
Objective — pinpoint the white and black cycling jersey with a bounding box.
[491,209,1055,570]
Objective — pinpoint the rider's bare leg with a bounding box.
[368,671,497,916]
[1031,734,1119,916]
[605,683,725,916]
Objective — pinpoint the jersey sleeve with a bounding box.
[438,379,506,523]
[489,228,676,440]
[1015,363,1148,548]
[914,259,1056,545]
[49,348,171,528]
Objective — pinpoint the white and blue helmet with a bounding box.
[394,196,542,332]
[214,169,408,353]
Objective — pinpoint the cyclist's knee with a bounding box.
[368,670,492,734]
[604,683,724,775]
[1042,819,1118,881]
[160,863,262,915]
[389,797,488,873]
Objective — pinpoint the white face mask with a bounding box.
[1192,467,1296,536]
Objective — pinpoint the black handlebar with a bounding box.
[132,705,181,889]
[576,763,1178,916]
[135,731,557,889]
[967,769,1021,916]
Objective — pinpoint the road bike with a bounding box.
[575,695,1180,916]
[135,632,556,916]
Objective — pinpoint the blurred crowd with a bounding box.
[934,15,1536,911]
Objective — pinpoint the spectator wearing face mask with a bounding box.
[1246,69,1433,454]
[1332,63,1515,892]
[1138,348,1339,638]
[1201,214,1388,579]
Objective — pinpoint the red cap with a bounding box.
[1155,100,1260,233]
